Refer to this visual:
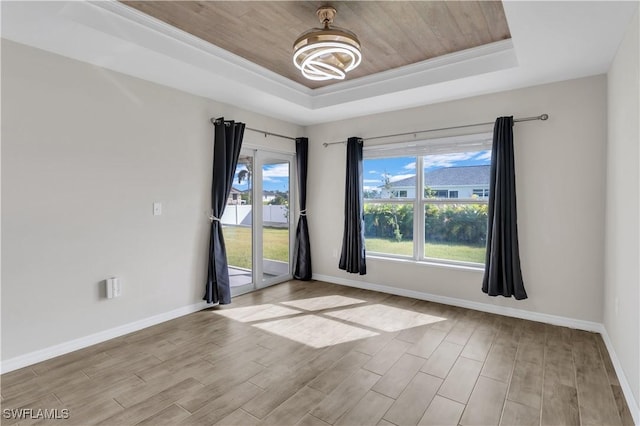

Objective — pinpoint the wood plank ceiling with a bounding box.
[121,1,511,89]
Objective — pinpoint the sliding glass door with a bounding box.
[223,148,294,297]
[260,156,292,286]
[223,152,254,296]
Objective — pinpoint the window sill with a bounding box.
[366,254,485,273]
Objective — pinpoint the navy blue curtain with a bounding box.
[204,118,245,305]
[293,137,312,280]
[482,116,527,300]
[339,137,366,274]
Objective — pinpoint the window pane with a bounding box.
[472,188,490,198]
[262,161,290,282]
[424,203,488,263]
[424,150,491,200]
[363,157,416,199]
[223,155,253,277]
[364,203,413,256]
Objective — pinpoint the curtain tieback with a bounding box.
[299,209,307,216]
[209,214,221,223]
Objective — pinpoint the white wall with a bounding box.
[605,7,640,418]
[1,40,301,363]
[306,75,607,323]
[1,27,636,418]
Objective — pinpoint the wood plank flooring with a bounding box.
[1,280,634,425]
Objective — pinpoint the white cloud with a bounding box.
[423,152,477,169]
[388,174,415,183]
[369,170,379,174]
[364,178,381,184]
[475,150,492,161]
[263,163,289,178]
[403,162,416,170]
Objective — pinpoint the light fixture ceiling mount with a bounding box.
[293,6,362,82]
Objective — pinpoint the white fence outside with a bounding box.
[221,205,288,226]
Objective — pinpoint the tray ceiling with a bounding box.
[121,1,511,89]
[2,1,636,125]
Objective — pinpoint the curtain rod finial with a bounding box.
[540,114,549,120]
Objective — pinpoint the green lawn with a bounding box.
[223,225,289,270]
[224,226,484,268]
[365,237,486,264]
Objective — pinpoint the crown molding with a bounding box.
[310,39,517,109]
[90,1,313,103]
[2,1,636,125]
[91,1,517,109]
[1,0,516,123]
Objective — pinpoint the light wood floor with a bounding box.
[1,280,633,426]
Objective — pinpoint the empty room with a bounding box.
[1,1,638,425]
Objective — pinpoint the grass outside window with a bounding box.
[366,238,486,263]
[223,225,289,270]
[225,225,484,268]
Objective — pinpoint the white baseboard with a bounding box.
[313,274,602,332]
[0,301,210,374]
[314,273,639,425]
[3,277,637,425]
[600,328,640,425]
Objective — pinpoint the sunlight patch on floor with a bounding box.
[280,295,367,312]
[212,304,302,322]
[213,294,448,348]
[253,315,379,348]
[324,304,446,332]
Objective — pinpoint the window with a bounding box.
[363,133,492,266]
[473,188,490,198]
[223,150,295,297]
[363,157,415,256]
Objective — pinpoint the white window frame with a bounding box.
[228,147,296,298]
[363,132,492,267]
[472,188,490,198]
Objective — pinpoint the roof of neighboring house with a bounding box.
[229,187,243,194]
[388,165,490,188]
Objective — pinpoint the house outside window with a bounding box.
[363,132,492,266]
[429,189,460,198]
[473,188,490,198]
[227,187,244,205]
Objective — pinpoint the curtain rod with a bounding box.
[322,114,549,147]
[210,117,297,141]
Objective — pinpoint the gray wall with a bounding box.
[306,75,607,323]
[1,40,301,361]
[2,25,637,419]
[605,8,639,414]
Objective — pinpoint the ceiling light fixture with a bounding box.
[293,6,362,81]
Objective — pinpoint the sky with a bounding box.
[231,149,491,193]
[363,150,491,192]
[233,162,290,193]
